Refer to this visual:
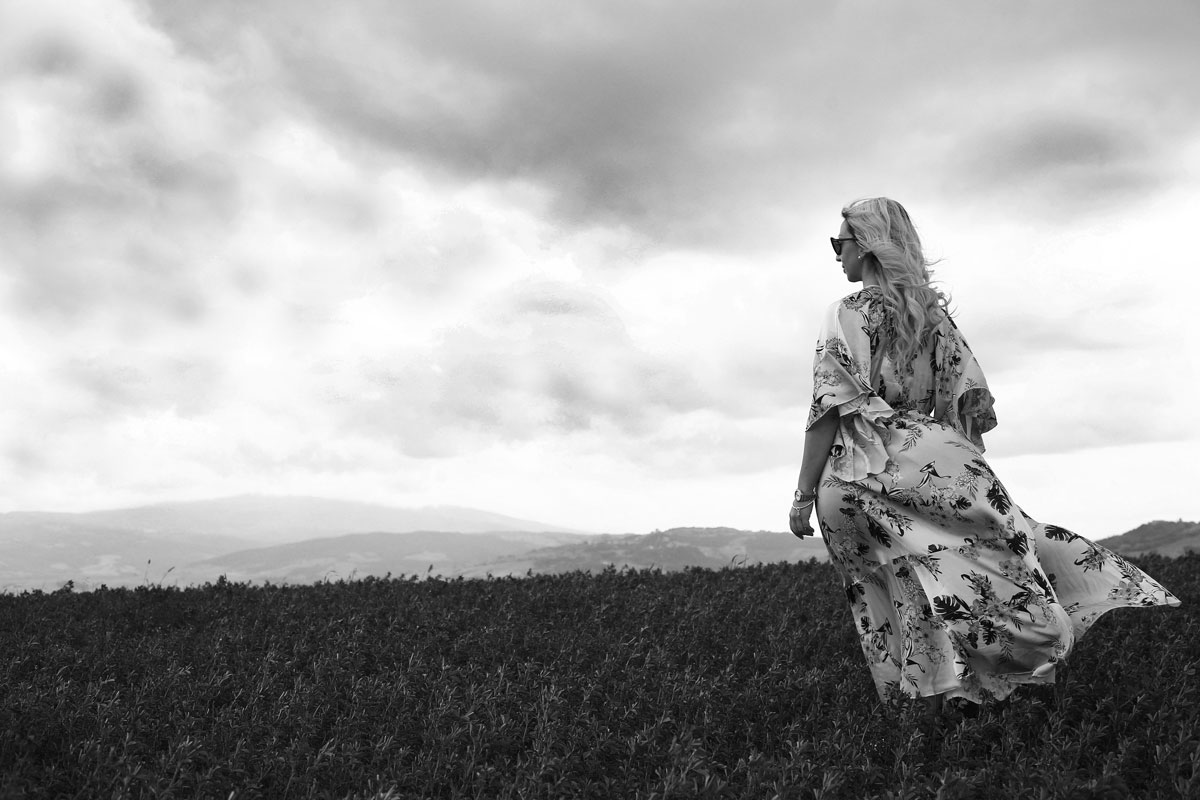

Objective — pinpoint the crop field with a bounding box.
[1,554,1196,799]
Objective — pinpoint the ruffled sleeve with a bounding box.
[807,293,895,481]
[932,317,998,450]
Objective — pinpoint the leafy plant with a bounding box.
[0,556,1195,798]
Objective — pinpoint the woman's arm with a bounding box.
[789,410,839,538]
[797,410,839,493]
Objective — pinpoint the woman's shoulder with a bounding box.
[831,285,882,314]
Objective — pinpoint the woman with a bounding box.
[789,197,1179,716]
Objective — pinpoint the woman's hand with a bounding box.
[789,499,816,539]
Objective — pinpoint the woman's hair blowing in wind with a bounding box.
[842,197,951,365]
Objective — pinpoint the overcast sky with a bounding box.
[1,0,1198,538]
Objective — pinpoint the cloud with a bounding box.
[9,0,1195,298]
[57,356,222,417]
[339,280,708,456]
[0,0,239,325]
[131,0,1200,250]
[986,365,1184,457]
[144,0,832,247]
[948,115,1170,218]
[2,0,1197,529]
[965,311,1131,376]
[318,274,822,475]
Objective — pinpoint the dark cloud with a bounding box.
[138,0,1200,246]
[274,5,828,245]
[143,0,837,246]
[949,116,1169,217]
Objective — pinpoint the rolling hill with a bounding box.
[0,496,585,591]
[64,494,583,543]
[143,527,832,586]
[452,527,832,578]
[1096,519,1200,558]
[174,529,593,585]
[0,495,1194,592]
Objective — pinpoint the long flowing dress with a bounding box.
[809,286,1180,703]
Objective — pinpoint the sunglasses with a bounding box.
[830,237,855,256]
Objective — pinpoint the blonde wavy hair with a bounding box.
[842,197,951,365]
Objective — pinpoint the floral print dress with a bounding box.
[808,286,1180,703]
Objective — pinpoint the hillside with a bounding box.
[458,526,831,577]
[1098,520,1200,557]
[175,529,592,585]
[0,496,584,591]
[163,527,830,586]
[66,494,583,542]
[0,519,252,591]
[1,495,1194,592]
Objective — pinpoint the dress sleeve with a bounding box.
[807,296,895,481]
[933,318,998,451]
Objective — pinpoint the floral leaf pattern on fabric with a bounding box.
[986,481,1013,515]
[1043,524,1080,543]
[808,288,1180,704]
[933,594,972,621]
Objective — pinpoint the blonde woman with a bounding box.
[789,197,1179,719]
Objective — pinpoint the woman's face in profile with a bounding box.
[837,219,863,283]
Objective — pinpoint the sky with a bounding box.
[1,0,1198,538]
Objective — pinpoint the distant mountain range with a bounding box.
[0,496,1194,592]
[13,494,582,544]
[1090,520,1200,558]
[0,496,585,591]
[453,526,831,578]
[178,529,592,585]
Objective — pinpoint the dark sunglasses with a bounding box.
[830,237,855,256]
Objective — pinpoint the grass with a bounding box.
[0,555,1196,799]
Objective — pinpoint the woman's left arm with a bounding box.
[789,410,839,537]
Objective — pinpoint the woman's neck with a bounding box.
[863,263,883,288]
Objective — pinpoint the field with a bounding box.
[1,555,1196,799]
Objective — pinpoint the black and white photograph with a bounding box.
[1,1,1197,797]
